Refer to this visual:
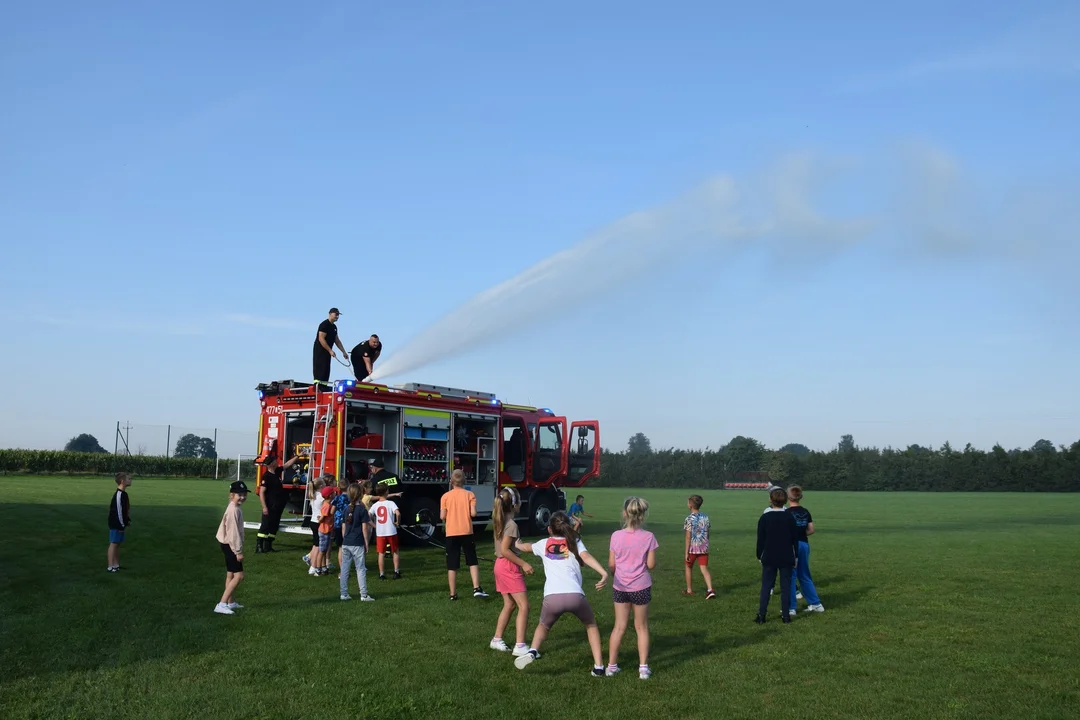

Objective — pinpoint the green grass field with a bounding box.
[1,478,1077,720]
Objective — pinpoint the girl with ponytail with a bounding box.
[512,511,609,676]
[606,496,658,680]
[488,487,534,656]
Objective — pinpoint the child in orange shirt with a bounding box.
[440,469,489,600]
[316,486,336,576]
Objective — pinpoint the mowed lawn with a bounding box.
[1,479,1078,720]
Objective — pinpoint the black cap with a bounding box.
[329,307,341,314]
[369,457,383,468]
[230,480,250,494]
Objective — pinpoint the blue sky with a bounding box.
[2,1,1078,457]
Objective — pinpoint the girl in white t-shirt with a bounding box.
[513,511,609,676]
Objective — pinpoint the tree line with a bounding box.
[595,433,1080,492]
[64,432,218,458]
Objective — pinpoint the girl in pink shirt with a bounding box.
[606,496,658,679]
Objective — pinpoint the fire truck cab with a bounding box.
[252,379,600,537]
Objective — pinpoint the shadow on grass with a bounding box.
[650,626,780,671]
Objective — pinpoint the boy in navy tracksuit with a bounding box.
[755,487,798,624]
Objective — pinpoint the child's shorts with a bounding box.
[445,534,478,570]
[220,543,243,573]
[612,586,652,605]
[109,529,125,544]
[686,553,709,567]
[333,526,343,549]
[494,556,526,594]
[539,592,596,628]
[376,535,399,554]
[318,531,331,553]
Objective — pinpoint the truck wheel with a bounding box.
[528,492,555,534]
[406,496,440,546]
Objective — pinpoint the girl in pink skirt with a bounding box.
[489,487,534,656]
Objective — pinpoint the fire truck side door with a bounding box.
[563,420,600,487]
[532,417,567,486]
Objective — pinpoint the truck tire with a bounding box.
[405,496,441,546]
[527,491,556,534]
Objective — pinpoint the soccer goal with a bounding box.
[236,454,259,483]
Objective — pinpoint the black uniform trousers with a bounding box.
[258,494,288,540]
[313,344,331,384]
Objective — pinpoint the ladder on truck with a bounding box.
[302,387,336,520]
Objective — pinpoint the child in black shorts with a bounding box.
[215,481,249,615]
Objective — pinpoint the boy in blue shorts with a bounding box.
[106,472,132,572]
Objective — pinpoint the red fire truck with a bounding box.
[252,378,600,538]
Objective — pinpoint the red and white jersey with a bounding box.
[371,500,399,537]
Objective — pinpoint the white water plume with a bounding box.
[368,143,1077,382]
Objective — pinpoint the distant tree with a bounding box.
[65,433,108,454]
[1031,439,1056,454]
[838,434,856,453]
[779,443,811,457]
[627,433,652,455]
[174,433,217,459]
[720,436,766,475]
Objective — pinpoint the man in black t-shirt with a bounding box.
[351,334,382,382]
[313,308,348,388]
[256,453,300,553]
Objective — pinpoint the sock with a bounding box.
[492,637,502,642]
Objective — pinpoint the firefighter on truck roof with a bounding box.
[257,453,300,553]
[313,307,348,389]
[350,334,382,382]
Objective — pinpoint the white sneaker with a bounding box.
[473,588,489,598]
[639,666,652,680]
[807,603,825,613]
[489,639,510,652]
[308,566,318,575]
[302,554,311,566]
[227,602,243,610]
[605,665,621,677]
[360,594,375,602]
[512,644,530,657]
[796,592,803,600]
[515,650,539,669]
[340,594,352,601]
[788,608,797,616]
[214,603,234,615]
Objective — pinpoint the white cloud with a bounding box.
[835,8,1080,93]
[224,313,307,330]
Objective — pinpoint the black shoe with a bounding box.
[265,539,278,553]
[450,594,458,601]
[754,614,766,625]
[255,538,265,553]
[393,571,401,580]
[379,574,386,581]
[782,614,792,624]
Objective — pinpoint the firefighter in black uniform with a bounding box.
[256,453,300,553]
[313,308,348,389]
